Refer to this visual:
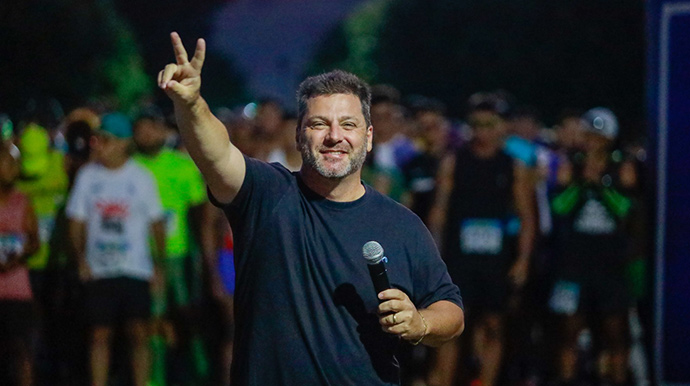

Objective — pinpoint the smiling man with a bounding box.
[158,32,464,385]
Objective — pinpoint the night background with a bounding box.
[0,0,646,138]
[1,0,689,385]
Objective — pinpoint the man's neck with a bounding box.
[298,167,366,202]
[140,145,165,157]
[101,156,129,170]
[472,141,500,158]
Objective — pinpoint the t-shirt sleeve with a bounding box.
[411,222,464,310]
[208,155,294,222]
[65,167,89,221]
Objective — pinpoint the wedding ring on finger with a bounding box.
[392,313,397,324]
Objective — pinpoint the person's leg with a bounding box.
[169,258,209,379]
[127,319,151,386]
[86,279,117,386]
[475,313,504,386]
[215,295,234,386]
[600,313,629,384]
[555,314,585,383]
[426,338,460,386]
[150,267,169,386]
[121,277,153,386]
[90,325,113,386]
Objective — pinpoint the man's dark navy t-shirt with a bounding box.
[213,157,463,385]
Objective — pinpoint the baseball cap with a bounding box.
[99,112,133,139]
[582,107,618,140]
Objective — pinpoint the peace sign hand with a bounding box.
[158,32,206,107]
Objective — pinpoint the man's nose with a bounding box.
[325,123,344,144]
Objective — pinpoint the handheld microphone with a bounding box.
[362,241,391,301]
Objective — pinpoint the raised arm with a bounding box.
[158,32,245,204]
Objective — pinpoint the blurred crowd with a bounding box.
[0,83,651,386]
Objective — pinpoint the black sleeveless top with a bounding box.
[443,146,515,269]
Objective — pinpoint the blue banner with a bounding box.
[648,1,690,384]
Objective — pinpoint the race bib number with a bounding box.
[0,233,25,264]
[93,239,129,271]
[459,219,503,255]
[549,280,581,315]
[164,210,177,236]
[38,216,55,243]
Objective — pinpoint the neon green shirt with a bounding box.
[134,149,206,259]
[16,151,68,270]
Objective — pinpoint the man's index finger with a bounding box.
[170,32,189,65]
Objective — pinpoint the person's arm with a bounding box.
[508,162,537,288]
[199,202,228,300]
[427,153,455,245]
[158,32,245,204]
[149,219,167,300]
[68,219,90,282]
[150,219,167,264]
[378,289,464,347]
[22,200,40,260]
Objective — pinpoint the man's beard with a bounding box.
[298,133,368,179]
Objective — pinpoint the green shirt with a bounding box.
[16,151,68,270]
[134,149,206,259]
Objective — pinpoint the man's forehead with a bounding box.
[305,94,363,115]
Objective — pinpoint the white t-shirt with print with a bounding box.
[66,160,163,280]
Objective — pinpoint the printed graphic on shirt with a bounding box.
[164,209,177,237]
[97,201,129,234]
[38,216,55,243]
[549,280,581,315]
[92,200,131,270]
[574,199,616,235]
[93,239,130,270]
[460,219,503,255]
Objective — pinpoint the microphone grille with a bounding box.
[362,241,384,264]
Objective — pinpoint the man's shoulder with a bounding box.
[245,156,296,182]
[75,162,101,178]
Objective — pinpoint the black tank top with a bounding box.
[443,146,515,266]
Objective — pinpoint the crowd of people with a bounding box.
[0,74,650,386]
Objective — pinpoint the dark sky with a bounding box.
[208,0,368,109]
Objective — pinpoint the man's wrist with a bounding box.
[410,310,428,346]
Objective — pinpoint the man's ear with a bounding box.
[367,125,374,152]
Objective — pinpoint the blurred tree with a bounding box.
[308,0,392,82]
[114,0,247,113]
[310,0,645,137]
[0,0,152,119]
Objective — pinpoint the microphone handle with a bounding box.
[367,262,391,302]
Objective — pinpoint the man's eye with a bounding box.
[311,122,327,129]
[342,122,356,129]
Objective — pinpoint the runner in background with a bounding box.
[67,112,166,386]
[427,95,536,386]
[548,107,633,386]
[132,107,209,385]
[0,146,40,386]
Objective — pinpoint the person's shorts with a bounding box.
[450,264,510,316]
[0,300,36,340]
[548,267,630,316]
[85,277,151,326]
